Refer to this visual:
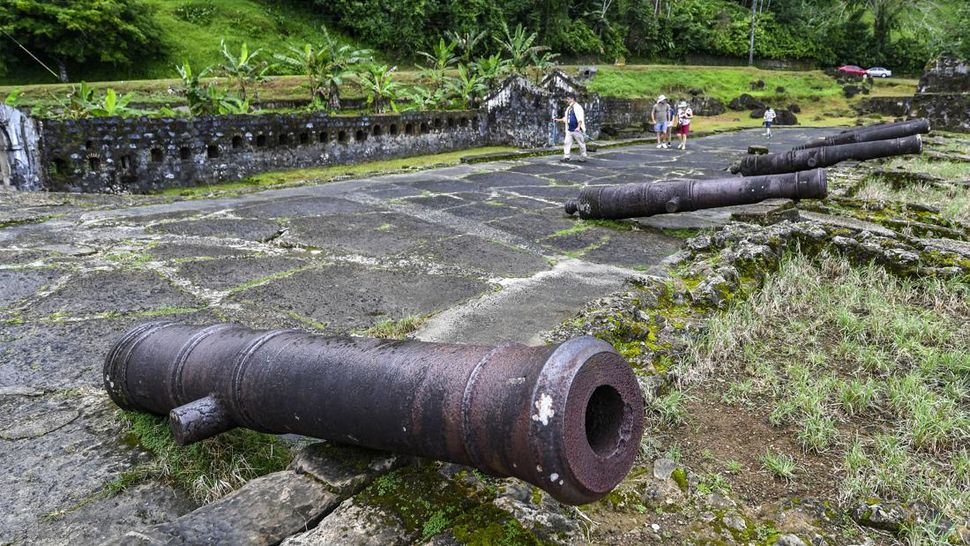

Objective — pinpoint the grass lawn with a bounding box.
[683,252,970,542]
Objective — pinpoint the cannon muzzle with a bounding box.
[733,135,922,176]
[793,119,930,150]
[104,322,645,505]
[564,169,826,220]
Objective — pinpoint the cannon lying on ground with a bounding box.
[793,119,930,150]
[564,169,826,220]
[732,135,922,176]
[104,321,644,505]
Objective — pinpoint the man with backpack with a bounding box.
[651,95,671,149]
[554,94,587,162]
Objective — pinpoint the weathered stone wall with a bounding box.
[911,56,970,133]
[1,105,43,191]
[38,110,483,193]
[483,71,602,148]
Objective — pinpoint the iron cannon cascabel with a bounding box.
[103,321,645,505]
[564,169,827,220]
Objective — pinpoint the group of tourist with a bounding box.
[649,95,694,150]
[557,92,783,161]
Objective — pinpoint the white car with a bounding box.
[867,67,892,78]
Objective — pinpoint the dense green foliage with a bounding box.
[310,0,968,74]
[1,0,967,85]
[0,0,166,81]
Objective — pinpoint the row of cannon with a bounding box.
[565,118,928,220]
[104,119,928,506]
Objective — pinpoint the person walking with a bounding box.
[675,100,693,150]
[763,107,776,138]
[554,94,587,162]
[651,95,671,149]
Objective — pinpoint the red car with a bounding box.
[837,65,867,76]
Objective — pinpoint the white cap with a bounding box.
[678,101,688,108]
[657,95,666,103]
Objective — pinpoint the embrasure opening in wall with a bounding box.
[338,130,348,143]
[232,136,243,149]
[88,156,101,171]
[355,129,366,141]
[390,124,398,136]
[278,133,289,145]
[207,144,220,159]
[299,132,309,145]
[256,135,267,147]
[179,147,191,160]
[319,131,329,143]
[373,125,382,137]
[150,148,163,162]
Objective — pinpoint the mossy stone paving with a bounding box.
[0,127,889,544]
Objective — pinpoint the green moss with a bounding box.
[671,467,689,493]
[358,314,427,339]
[357,465,547,545]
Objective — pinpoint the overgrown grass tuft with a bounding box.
[359,314,427,339]
[688,252,970,537]
[119,410,292,504]
[760,449,797,481]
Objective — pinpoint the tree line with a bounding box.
[0,0,968,83]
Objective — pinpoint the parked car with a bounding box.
[837,64,867,76]
[867,66,893,78]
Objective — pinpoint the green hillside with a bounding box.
[0,0,356,85]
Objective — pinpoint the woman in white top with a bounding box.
[675,101,693,150]
[763,107,776,138]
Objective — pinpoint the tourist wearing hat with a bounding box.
[553,94,587,162]
[675,100,693,150]
[651,95,671,149]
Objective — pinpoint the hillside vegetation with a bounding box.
[1,0,967,86]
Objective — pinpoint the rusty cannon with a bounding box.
[563,169,826,220]
[792,119,930,150]
[103,321,645,505]
[731,135,922,177]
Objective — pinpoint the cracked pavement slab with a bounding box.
[0,127,836,544]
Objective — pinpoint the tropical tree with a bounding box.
[318,26,373,110]
[0,0,165,82]
[359,64,401,114]
[445,29,487,65]
[216,40,270,103]
[471,53,512,88]
[274,44,324,102]
[495,23,557,76]
[176,61,248,116]
[445,65,487,108]
[417,37,458,93]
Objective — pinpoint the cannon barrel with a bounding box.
[733,135,922,176]
[564,169,826,220]
[103,321,645,505]
[792,119,930,150]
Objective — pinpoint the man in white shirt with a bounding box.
[763,107,776,138]
[554,94,587,162]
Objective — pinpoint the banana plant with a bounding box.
[495,22,556,76]
[4,88,23,107]
[217,40,271,103]
[471,53,512,88]
[319,26,373,110]
[444,30,487,65]
[274,43,324,102]
[88,88,139,117]
[359,64,401,114]
[445,65,487,109]
[418,37,458,93]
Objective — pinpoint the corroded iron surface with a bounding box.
[564,169,827,220]
[104,321,644,505]
[734,135,922,176]
[792,119,930,150]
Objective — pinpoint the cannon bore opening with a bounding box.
[584,385,624,456]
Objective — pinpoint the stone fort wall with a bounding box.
[38,110,483,193]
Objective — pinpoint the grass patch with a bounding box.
[157,146,515,198]
[760,449,797,481]
[358,314,427,339]
[689,251,970,539]
[118,410,291,504]
[854,177,970,225]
